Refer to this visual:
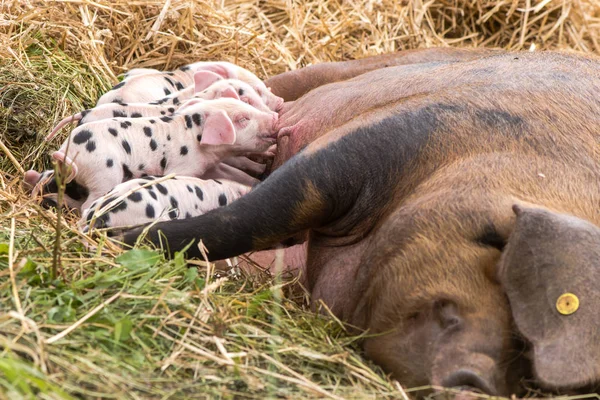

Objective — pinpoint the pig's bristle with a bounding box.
[1,0,599,399]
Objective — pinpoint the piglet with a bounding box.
[48,98,277,211]
[79,176,250,233]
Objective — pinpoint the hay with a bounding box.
[1,0,600,398]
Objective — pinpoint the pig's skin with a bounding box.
[122,51,600,395]
[79,176,250,232]
[50,98,277,211]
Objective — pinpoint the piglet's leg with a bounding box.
[222,156,266,177]
[202,162,260,187]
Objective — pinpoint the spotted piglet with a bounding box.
[49,98,277,211]
[79,176,250,233]
[98,61,282,111]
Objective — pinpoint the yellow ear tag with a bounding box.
[556,293,579,315]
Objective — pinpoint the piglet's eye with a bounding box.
[236,116,250,127]
[238,88,245,96]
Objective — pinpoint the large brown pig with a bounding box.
[121,51,600,395]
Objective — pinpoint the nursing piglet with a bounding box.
[50,98,277,211]
[79,176,250,233]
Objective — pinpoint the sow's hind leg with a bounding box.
[121,105,430,261]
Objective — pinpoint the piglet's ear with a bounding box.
[499,205,600,390]
[201,110,236,145]
[193,71,223,93]
[194,64,231,80]
[219,86,240,100]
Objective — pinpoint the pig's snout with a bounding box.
[432,352,502,396]
[24,170,42,190]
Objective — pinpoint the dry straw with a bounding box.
[1,0,600,399]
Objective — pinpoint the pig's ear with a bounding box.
[193,71,223,93]
[201,110,236,145]
[194,64,231,80]
[219,86,240,100]
[498,205,600,390]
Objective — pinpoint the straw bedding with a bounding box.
[1,0,599,398]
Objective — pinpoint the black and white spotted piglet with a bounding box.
[78,176,250,233]
[48,98,277,211]
[98,61,282,111]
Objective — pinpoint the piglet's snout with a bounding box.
[24,170,41,189]
[260,111,279,138]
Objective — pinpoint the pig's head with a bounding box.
[499,205,600,391]
[194,63,284,112]
[351,205,525,396]
[193,71,275,113]
[24,169,88,210]
[178,98,278,152]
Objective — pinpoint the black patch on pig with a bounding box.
[192,113,202,126]
[155,183,168,195]
[218,194,227,206]
[78,109,91,126]
[150,139,158,151]
[173,97,180,105]
[175,82,184,91]
[147,189,157,200]
[99,196,116,209]
[186,185,193,192]
[120,121,132,129]
[167,135,171,141]
[128,192,143,202]
[160,111,166,115]
[195,204,198,210]
[164,88,171,96]
[475,225,506,251]
[164,77,175,87]
[138,164,145,170]
[144,127,153,137]
[168,200,179,219]
[214,180,222,185]
[185,115,192,129]
[85,140,96,152]
[108,128,118,137]
[140,176,155,181]
[73,129,92,144]
[160,116,173,123]
[194,186,204,201]
[111,81,126,91]
[160,157,167,170]
[87,212,109,229]
[156,98,168,105]
[238,88,244,96]
[101,196,127,213]
[113,110,127,118]
[106,159,114,167]
[168,107,175,113]
[185,212,192,219]
[179,65,190,72]
[149,119,156,124]
[112,99,125,105]
[131,112,142,118]
[64,180,89,201]
[122,164,133,180]
[122,140,132,154]
[196,134,202,142]
[180,146,188,155]
[166,72,175,76]
[146,204,155,218]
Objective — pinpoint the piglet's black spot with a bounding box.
[166,72,175,76]
[144,127,153,137]
[86,140,96,153]
[128,192,143,202]
[120,121,132,129]
[149,119,156,124]
[73,129,92,144]
[160,157,167,170]
[160,111,166,116]
[122,164,133,180]
[131,112,142,118]
[106,159,114,167]
[185,115,192,129]
[138,164,145,170]
[160,116,173,123]
[111,81,126,91]
[163,88,171,96]
[173,97,180,105]
[111,200,128,213]
[168,107,175,113]
[179,65,190,71]
[170,196,178,208]
[92,213,110,229]
[146,204,155,218]
[186,185,193,192]
[238,88,245,96]
[218,193,227,206]
[214,180,222,185]
[155,183,168,195]
[150,139,157,151]
[194,186,204,201]
[185,212,192,219]
[100,196,117,209]
[108,128,118,137]
[180,146,188,155]
[122,140,132,154]
[192,113,202,126]
[113,110,127,118]
[164,77,175,87]
[196,134,202,142]
[147,189,157,200]
[175,82,184,91]
[167,135,171,141]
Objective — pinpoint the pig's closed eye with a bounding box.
[236,117,249,127]
[238,88,245,96]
